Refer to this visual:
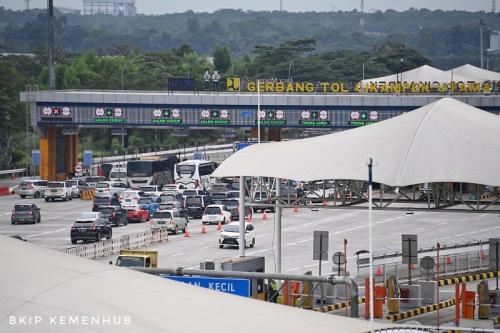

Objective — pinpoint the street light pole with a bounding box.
[480,19,485,69]
[257,79,261,144]
[288,61,294,82]
[367,158,374,333]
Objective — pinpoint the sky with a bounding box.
[0,0,493,14]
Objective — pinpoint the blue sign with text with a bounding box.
[83,150,93,166]
[236,142,255,151]
[32,150,40,167]
[165,276,250,297]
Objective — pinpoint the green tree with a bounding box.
[214,46,231,73]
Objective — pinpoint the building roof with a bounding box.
[361,64,473,84]
[213,97,500,186]
[448,64,500,82]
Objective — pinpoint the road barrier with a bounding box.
[81,189,95,200]
[314,296,367,313]
[439,271,500,286]
[63,228,168,259]
[0,186,10,196]
[385,298,456,322]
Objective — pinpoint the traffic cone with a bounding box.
[293,207,299,213]
[262,210,268,220]
[201,224,207,234]
[184,226,191,237]
[217,222,222,231]
[375,267,383,276]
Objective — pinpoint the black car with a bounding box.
[184,195,212,218]
[11,204,41,224]
[221,199,252,221]
[94,205,128,227]
[92,196,121,211]
[70,212,112,244]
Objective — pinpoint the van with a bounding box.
[16,180,47,199]
[109,167,127,182]
[184,195,212,218]
[44,181,72,202]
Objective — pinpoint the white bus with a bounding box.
[127,155,177,189]
[174,159,217,190]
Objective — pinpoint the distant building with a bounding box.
[57,7,81,15]
[489,31,499,52]
[83,0,137,16]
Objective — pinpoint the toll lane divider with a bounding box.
[0,186,10,196]
[314,297,367,313]
[63,228,168,258]
[386,299,455,322]
[443,316,500,333]
[439,271,500,286]
[81,189,95,200]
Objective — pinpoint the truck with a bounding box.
[114,250,158,268]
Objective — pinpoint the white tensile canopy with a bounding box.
[0,235,391,333]
[448,64,500,82]
[213,98,500,187]
[361,64,473,84]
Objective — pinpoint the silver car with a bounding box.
[150,209,188,235]
[16,180,47,199]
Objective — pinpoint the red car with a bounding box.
[126,206,150,223]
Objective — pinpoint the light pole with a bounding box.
[480,19,485,69]
[367,158,374,333]
[288,59,296,82]
[257,79,261,144]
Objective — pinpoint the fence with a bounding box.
[62,228,168,259]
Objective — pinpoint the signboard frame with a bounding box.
[164,276,250,297]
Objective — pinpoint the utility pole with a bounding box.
[280,0,283,11]
[360,0,365,33]
[25,0,30,10]
[480,19,485,69]
[493,0,497,13]
[47,0,56,89]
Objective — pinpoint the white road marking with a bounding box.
[297,239,309,244]
[303,263,318,268]
[438,222,447,226]
[45,216,62,220]
[301,222,313,227]
[201,246,213,250]
[172,252,184,257]
[416,227,424,230]
[286,242,296,246]
[25,228,69,238]
[286,267,302,272]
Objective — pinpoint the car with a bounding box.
[208,183,234,192]
[150,209,188,235]
[65,179,87,198]
[252,191,275,212]
[70,212,112,244]
[92,196,121,211]
[16,180,47,199]
[221,199,252,221]
[119,190,145,205]
[162,183,187,194]
[184,195,212,218]
[181,188,207,198]
[44,181,72,202]
[137,196,160,215]
[201,204,232,225]
[139,185,162,197]
[84,176,106,188]
[158,192,184,210]
[210,192,228,204]
[95,181,128,198]
[11,204,41,224]
[218,222,255,249]
[94,205,128,227]
[226,190,241,199]
[126,205,151,223]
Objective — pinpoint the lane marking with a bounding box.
[297,239,308,244]
[438,222,447,226]
[201,246,213,250]
[286,267,302,272]
[286,242,296,246]
[303,263,318,268]
[172,252,184,257]
[25,227,70,238]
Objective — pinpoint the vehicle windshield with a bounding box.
[139,198,153,204]
[222,200,239,207]
[223,225,239,233]
[127,161,153,177]
[97,207,114,214]
[79,212,97,219]
[65,181,76,187]
[211,193,226,200]
[110,172,126,179]
[186,197,202,205]
[160,194,175,202]
[85,177,102,183]
[93,197,110,204]
[47,182,64,188]
[227,192,239,198]
[153,211,172,219]
[116,256,145,267]
[205,207,221,214]
[140,186,156,192]
[96,183,110,188]
[14,205,31,211]
[176,164,195,176]
[183,190,196,196]
[19,181,32,186]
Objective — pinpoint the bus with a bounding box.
[174,159,217,190]
[127,155,178,189]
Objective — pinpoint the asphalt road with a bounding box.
[2,194,499,274]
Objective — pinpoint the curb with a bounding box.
[439,271,500,287]
[314,297,367,312]
[386,299,455,322]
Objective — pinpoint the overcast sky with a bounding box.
[0,0,492,14]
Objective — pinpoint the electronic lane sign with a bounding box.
[165,276,251,297]
[200,109,231,126]
[152,108,183,125]
[94,107,125,124]
[167,78,195,91]
[299,110,330,127]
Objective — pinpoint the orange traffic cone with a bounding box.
[293,207,299,213]
[201,224,207,234]
[262,210,268,220]
[184,226,191,237]
[217,222,222,231]
[375,267,383,276]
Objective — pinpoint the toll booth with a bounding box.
[201,256,265,298]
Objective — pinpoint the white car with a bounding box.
[150,209,188,235]
[44,181,72,202]
[162,183,187,194]
[119,190,144,206]
[201,204,231,225]
[218,222,255,249]
[139,185,162,197]
[94,181,127,198]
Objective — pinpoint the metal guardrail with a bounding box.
[62,228,168,258]
[0,168,27,176]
